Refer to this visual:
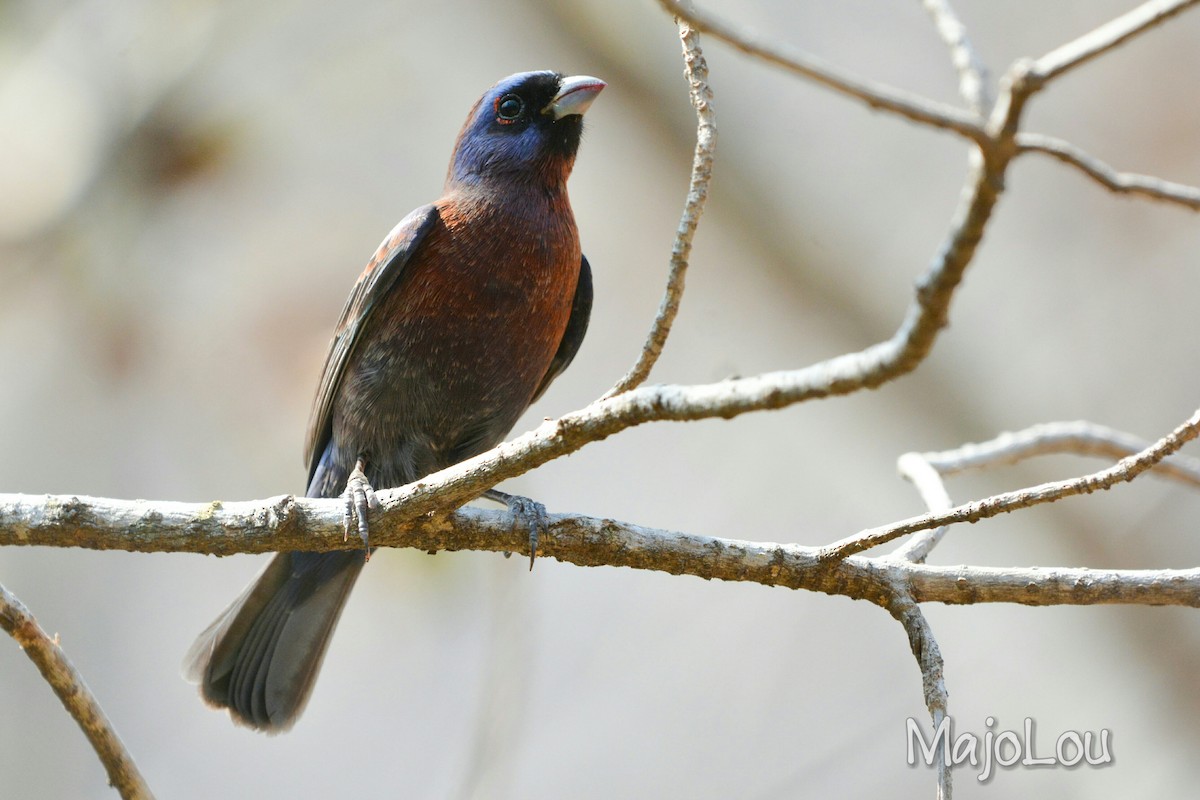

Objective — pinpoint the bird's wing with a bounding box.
[303,204,440,479]
[531,254,593,404]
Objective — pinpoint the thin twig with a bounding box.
[1017,133,1200,211]
[655,0,988,145]
[889,593,951,799]
[892,418,1200,562]
[605,24,716,397]
[988,0,1200,142]
[921,0,990,114]
[891,453,953,563]
[819,406,1200,561]
[892,418,1200,563]
[0,583,153,800]
[919,419,1200,486]
[1031,0,1200,83]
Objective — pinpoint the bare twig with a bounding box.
[891,453,953,563]
[0,583,153,800]
[919,419,1200,486]
[655,0,989,145]
[1030,0,1200,83]
[921,0,990,114]
[889,593,951,799]
[1017,133,1200,211]
[892,418,1200,563]
[819,406,1200,561]
[605,24,716,397]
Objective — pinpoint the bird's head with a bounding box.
[447,71,605,190]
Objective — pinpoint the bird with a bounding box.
[184,70,604,732]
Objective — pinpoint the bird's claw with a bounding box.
[485,489,547,570]
[342,460,379,555]
[510,495,548,571]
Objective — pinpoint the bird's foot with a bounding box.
[484,489,548,571]
[342,458,379,556]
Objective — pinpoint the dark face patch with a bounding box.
[449,71,585,185]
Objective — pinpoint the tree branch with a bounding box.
[4,494,1200,608]
[655,0,989,144]
[1030,0,1200,83]
[921,0,990,114]
[0,583,153,800]
[1017,133,1200,211]
[605,24,716,397]
[819,405,1200,561]
[889,593,951,798]
[891,452,954,564]
[917,419,1200,486]
[890,418,1200,563]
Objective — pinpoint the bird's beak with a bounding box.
[546,75,606,120]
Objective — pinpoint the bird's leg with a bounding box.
[484,488,548,571]
[343,457,379,555]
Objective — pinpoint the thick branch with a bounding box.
[0,583,153,800]
[3,494,1200,608]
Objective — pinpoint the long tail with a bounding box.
[183,550,365,732]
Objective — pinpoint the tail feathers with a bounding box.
[183,551,365,733]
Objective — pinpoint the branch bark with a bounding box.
[605,23,716,397]
[3,494,1200,608]
[820,406,1200,561]
[0,583,153,800]
[921,0,990,114]
[1017,133,1200,211]
[890,593,951,798]
[1030,0,1200,82]
[655,0,988,144]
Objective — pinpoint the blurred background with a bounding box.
[1,0,1199,796]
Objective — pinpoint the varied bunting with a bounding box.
[184,71,604,732]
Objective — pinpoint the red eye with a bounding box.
[495,94,524,123]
